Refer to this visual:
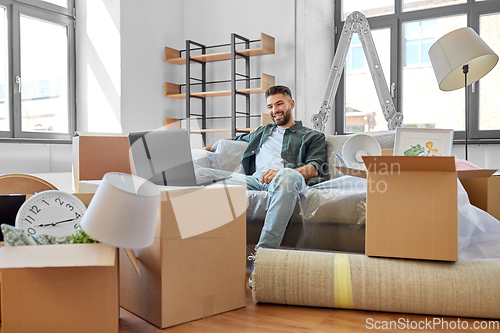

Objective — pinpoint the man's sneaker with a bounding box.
[247,254,255,288]
[249,260,255,288]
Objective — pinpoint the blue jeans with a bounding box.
[196,168,307,250]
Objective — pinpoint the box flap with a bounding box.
[363,156,456,172]
[74,131,128,137]
[0,243,116,269]
[457,169,496,179]
[338,161,496,180]
[336,166,367,179]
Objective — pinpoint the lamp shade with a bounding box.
[81,172,160,249]
[428,27,498,91]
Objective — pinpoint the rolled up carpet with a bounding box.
[251,248,500,319]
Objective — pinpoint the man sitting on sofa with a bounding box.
[202,85,326,284]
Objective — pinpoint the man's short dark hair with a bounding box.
[265,85,293,100]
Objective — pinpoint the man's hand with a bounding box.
[294,164,318,180]
[260,169,279,184]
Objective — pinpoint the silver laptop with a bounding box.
[128,129,230,186]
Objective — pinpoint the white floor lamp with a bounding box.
[429,27,498,160]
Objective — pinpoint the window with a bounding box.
[404,19,435,66]
[336,0,500,141]
[0,0,75,141]
[402,0,466,12]
[341,0,394,21]
[345,27,391,132]
[346,34,365,71]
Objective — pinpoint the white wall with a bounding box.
[296,0,335,132]
[453,144,500,169]
[76,0,122,133]
[0,143,71,174]
[178,0,296,147]
[120,0,185,134]
[175,0,335,147]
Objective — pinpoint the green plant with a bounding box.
[69,228,99,244]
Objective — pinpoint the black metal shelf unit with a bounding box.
[164,32,275,142]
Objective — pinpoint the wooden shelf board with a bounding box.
[166,88,267,99]
[238,88,267,95]
[166,48,273,64]
[237,128,257,132]
[190,127,257,133]
[190,129,231,133]
[237,48,272,57]
[164,93,185,99]
[166,33,274,65]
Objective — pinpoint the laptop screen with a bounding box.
[128,129,198,186]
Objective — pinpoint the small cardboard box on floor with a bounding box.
[0,193,119,333]
[72,132,133,193]
[119,184,247,329]
[339,156,495,262]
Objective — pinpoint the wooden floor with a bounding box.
[118,274,499,333]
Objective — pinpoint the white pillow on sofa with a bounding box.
[191,149,212,169]
[191,140,248,173]
[211,140,248,173]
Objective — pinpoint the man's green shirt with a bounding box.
[233,121,327,185]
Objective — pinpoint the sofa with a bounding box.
[192,131,395,254]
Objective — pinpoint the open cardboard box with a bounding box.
[72,134,247,328]
[0,243,118,333]
[119,184,247,328]
[76,181,247,328]
[337,156,496,261]
[72,132,133,193]
[0,193,119,333]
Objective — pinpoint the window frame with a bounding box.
[0,0,75,143]
[335,0,500,143]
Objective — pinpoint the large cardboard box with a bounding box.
[460,174,500,221]
[337,156,495,261]
[0,242,119,333]
[119,184,247,328]
[72,132,132,193]
[362,156,458,261]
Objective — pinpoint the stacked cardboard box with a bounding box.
[72,132,133,192]
[73,132,247,328]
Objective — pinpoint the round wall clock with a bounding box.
[15,190,87,237]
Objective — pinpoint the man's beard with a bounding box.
[273,107,292,126]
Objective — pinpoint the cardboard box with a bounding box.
[0,242,119,333]
[72,132,132,193]
[381,149,393,156]
[0,193,117,332]
[119,184,247,328]
[460,174,500,221]
[337,156,496,262]
[362,156,458,261]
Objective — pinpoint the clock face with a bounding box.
[15,190,87,237]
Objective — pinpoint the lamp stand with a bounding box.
[463,64,469,161]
